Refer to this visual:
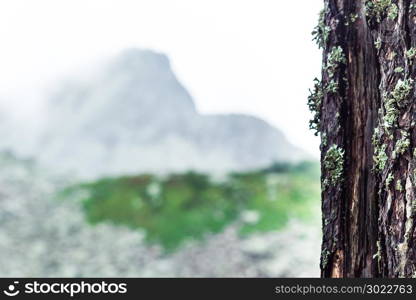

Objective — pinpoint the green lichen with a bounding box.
[391,79,414,103]
[307,78,323,136]
[383,79,414,129]
[394,66,404,73]
[321,133,328,148]
[312,8,330,49]
[386,173,394,188]
[396,179,403,192]
[321,249,331,269]
[372,126,389,172]
[350,13,359,23]
[325,46,347,78]
[375,37,382,50]
[406,48,416,60]
[387,3,398,20]
[366,0,394,22]
[372,126,380,143]
[392,131,410,159]
[345,13,359,26]
[374,143,388,171]
[326,80,339,93]
[383,97,399,129]
[323,145,345,187]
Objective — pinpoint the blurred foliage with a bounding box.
[62,161,321,251]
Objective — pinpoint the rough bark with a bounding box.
[310,0,416,277]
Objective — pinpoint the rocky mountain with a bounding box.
[31,49,305,178]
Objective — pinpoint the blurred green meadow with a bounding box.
[62,161,321,251]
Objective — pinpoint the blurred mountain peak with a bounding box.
[9,49,308,178]
[112,48,171,69]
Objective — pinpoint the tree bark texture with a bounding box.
[310,0,416,277]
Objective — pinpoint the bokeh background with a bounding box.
[0,0,323,277]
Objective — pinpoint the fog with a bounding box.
[0,0,323,155]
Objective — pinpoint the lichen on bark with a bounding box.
[311,0,416,277]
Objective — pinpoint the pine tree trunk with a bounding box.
[310,0,416,277]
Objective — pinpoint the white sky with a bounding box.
[0,0,323,156]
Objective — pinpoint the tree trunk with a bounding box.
[310,0,416,277]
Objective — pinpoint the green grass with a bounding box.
[62,161,321,251]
